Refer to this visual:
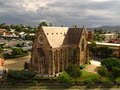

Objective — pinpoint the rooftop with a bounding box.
[41,26,84,48]
[88,42,120,46]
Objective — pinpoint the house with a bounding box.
[0,29,6,36]
[100,34,116,42]
[0,56,4,67]
[86,30,94,40]
[111,38,120,44]
[30,26,89,76]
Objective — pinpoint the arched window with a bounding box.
[34,56,38,63]
[82,39,84,51]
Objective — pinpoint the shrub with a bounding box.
[33,80,39,86]
[65,64,82,79]
[12,48,22,55]
[112,67,120,78]
[58,72,73,85]
[99,58,120,82]
[22,50,28,54]
[98,66,108,77]
[101,58,120,70]
[9,79,16,85]
[24,62,29,69]
[7,70,36,80]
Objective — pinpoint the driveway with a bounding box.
[83,56,102,73]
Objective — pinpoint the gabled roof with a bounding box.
[68,28,83,44]
[41,27,84,48]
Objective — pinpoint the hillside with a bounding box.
[88,26,120,31]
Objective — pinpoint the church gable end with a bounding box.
[30,26,88,76]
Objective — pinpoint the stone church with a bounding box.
[30,26,89,76]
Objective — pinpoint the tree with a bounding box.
[24,62,29,70]
[12,48,22,55]
[93,28,106,42]
[7,70,36,80]
[65,64,82,78]
[58,72,73,85]
[101,58,120,70]
[89,41,97,55]
[39,22,48,26]
[98,66,108,77]
[98,58,120,82]
[49,23,52,26]
[96,46,113,58]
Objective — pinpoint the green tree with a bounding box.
[7,70,36,80]
[39,22,48,26]
[58,72,73,85]
[12,48,22,55]
[65,64,82,79]
[98,66,108,77]
[101,58,120,70]
[24,62,29,70]
[98,58,120,82]
[49,23,52,26]
[93,28,106,42]
[97,46,113,58]
[89,41,97,55]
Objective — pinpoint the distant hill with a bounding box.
[88,26,120,31]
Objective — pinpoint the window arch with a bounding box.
[81,39,84,51]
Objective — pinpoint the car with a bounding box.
[80,65,85,69]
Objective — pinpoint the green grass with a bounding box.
[74,70,99,82]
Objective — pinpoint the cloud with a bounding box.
[0,0,120,27]
[91,0,110,2]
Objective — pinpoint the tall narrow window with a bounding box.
[82,39,84,51]
[34,56,38,63]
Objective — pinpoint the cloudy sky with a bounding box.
[0,0,120,28]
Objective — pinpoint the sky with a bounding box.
[0,0,120,28]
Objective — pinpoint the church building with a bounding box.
[30,26,89,76]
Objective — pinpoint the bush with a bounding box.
[7,70,36,80]
[24,62,29,69]
[3,48,28,59]
[12,48,23,55]
[65,64,82,78]
[58,72,73,85]
[112,67,120,78]
[9,79,16,85]
[98,66,108,77]
[33,80,39,86]
[101,58,120,70]
[99,58,120,82]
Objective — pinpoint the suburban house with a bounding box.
[30,26,89,76]
[100,34,116,42]
[0,56,4,67]
[0,29,6,36]
[111,38,120,44]
[86,30,94,40]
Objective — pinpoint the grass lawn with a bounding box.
[74,70,100,82]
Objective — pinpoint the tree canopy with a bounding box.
[65,64,82,78]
